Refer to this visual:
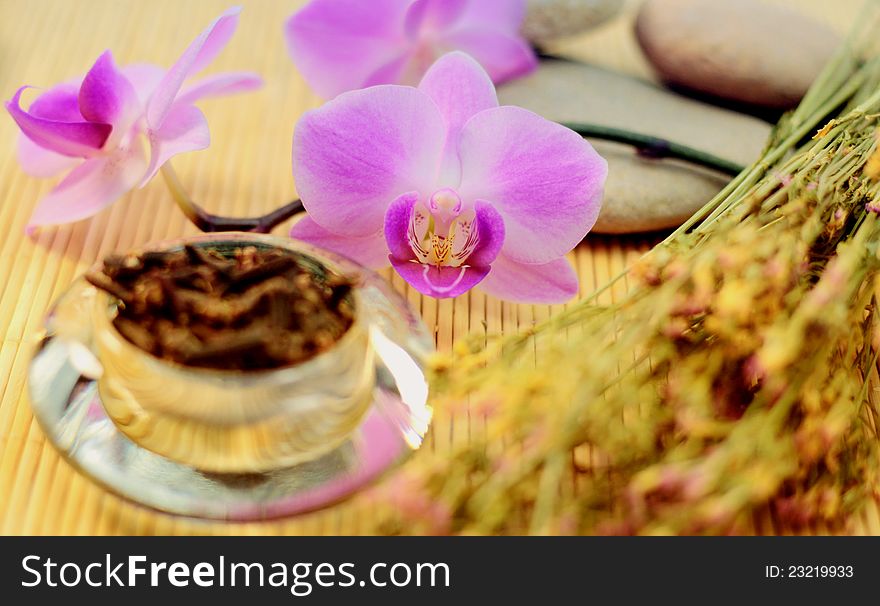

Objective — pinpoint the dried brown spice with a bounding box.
[86,244,355,370]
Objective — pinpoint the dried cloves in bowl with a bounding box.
[86,244,356,371]
[83,234,377,473]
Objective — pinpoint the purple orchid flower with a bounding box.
[290,52,607,303]
[285,0,537,99]
[5,7,261,232]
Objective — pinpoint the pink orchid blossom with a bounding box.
[285,0,537,99]
[5,7,261,232]
[290,52,606,303]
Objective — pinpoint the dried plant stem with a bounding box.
[561,123,745,176]
[160,164,304,233]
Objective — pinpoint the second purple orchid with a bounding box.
[290,52,607,303]
[285,0,538,99]
[5,7,260,231]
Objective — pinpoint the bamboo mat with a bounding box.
[0,0,875,535]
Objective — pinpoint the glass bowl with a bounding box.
[91,234,376,473]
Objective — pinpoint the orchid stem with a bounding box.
[561,122,746,177]
[162,124,743,234]
[160,164,304,233]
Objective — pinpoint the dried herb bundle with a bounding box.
[366,5,880,535]
[86,245,354,370]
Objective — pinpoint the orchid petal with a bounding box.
[362,52,412,89]
[418,52,498,138]
[390,256,489,298]
[467,200,505,267]
[478,255,578,303]
[141,103,209,186]
[418,51,497,183]
[27,141,146,230]
[175,71,263,105]
[15,85,85,177]
[78,50,139,131]
[27,84,83,121]
[404,0,467,38]
[439,28,537,85]
[384,191,421,261]
[290,216,389,269]
[17,133,79,178]
[189,8,242,74]
[147,6,242,129]
[6,87,111,158]
[458,106,607,264]
[285,0,411,98]
[292,85,445,237]
[122,63,165,105]
[454,0,527,31]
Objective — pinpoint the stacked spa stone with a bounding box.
[635,0,839,109]
[523,0,624,44]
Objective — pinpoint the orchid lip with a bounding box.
[419,264,469,295]
[407,189,479,268]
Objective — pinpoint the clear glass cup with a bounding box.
[89,232,376,473]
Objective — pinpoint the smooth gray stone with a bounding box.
[523,0,625,44]
[497,59,772,233]
[635,0,839,109]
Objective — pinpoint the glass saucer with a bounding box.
[27,243,433,522]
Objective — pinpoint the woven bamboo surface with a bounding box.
[0,0,876,535]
